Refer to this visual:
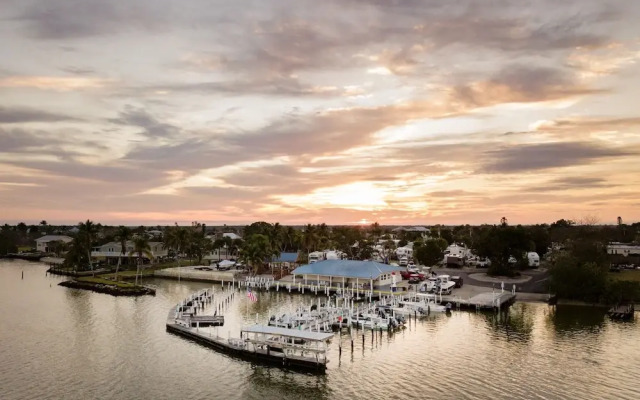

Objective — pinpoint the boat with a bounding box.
[352,313,401,330]
[608,304,634,320]
[435,275,456,294]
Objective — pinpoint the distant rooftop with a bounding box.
[291,260,403,279]
[242,324,334,341]
[36,235,73,242]
[392,226,430,232]
[272,252,298,263]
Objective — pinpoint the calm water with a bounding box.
[1,260,639,400]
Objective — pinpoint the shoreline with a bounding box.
[59,279,156,297]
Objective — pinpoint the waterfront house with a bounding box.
[291,260,405,291]
[35,235,73,252]
[91,241,168,265]
[269,252,300,278]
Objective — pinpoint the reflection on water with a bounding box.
[548,304,606,335]
[243,367,331,400]
[1,260,639,400]
[482,303,535,342]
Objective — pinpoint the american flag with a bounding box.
[247,288,257,302]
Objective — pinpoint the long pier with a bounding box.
[166,288,331,372]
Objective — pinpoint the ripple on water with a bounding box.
[1,262,640,400]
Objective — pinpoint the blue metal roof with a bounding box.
[272,252,299,263]
[291,260,403,279]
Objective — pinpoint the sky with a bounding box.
[1,0,640,226]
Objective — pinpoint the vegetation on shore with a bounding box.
[3,217,640,302]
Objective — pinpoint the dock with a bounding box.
[441,291,516,310]
[608,304,634,320]
[166,288,332,372]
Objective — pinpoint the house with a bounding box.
[223,232,242,240]
[607,242,640,257]
[91,241,168,265]
[35,235,73,252]
[269,252,300,277]
[291,260,405,290]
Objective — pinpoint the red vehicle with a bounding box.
[401,268,426,281]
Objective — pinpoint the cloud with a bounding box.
[15,0,170,40]
[109,105,178,138]
[537,176,617,191]
[0,76,108,90]
[482,142,632,173]
[0,107,79,123]
[449,64,603,107]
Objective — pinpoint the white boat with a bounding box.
[434,274,456,294]
[415,293,449,312]
[352,313,401,330]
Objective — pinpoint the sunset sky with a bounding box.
[1,0,639,226]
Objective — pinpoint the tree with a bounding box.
[415,238,447,266]
[549,253,607,303]
[164,225,189,268]
[78,220,99,275]
[475,225,530,276]
[240,234,279,275]
[114,226,132,281]
[129,236,153,286]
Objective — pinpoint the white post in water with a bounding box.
[501,281,504,293]
[512,284,516,294]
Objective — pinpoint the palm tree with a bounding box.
[129,236,153,286]
[78,220,99,275]
[302,224,318,254]
[240,234,279,275]
[114,226,132,281]
[164,225,189,273]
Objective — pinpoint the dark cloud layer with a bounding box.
[482,142,631,173]
[109,105,178,138]
[0,107,78,123]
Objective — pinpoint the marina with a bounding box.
[2,260,640,400]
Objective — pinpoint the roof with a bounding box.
[242,324,334,341]
[222,232,242,240]
[273,252,298,263]
[392,226,430,232]
[36,235,73,243]
[291,260,403,279]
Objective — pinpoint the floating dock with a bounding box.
[167,288,332,372]
[608,304,634,320]
[441,291,516,310]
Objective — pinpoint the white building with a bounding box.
[607,242,640,256]
[35,235,73,252]
[223,232,242,240]
[91,241,168,264]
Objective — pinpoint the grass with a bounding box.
[76,276,138,289]
[96,259,200,281]
[609,269,640,283]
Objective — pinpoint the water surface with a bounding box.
[1,260,638,400]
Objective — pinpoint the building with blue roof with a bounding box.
[291,260,404,290]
